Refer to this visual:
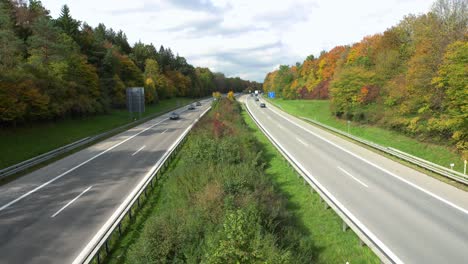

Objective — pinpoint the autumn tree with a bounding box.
[432,40,468,155]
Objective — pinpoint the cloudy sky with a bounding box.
[42,0,433,82]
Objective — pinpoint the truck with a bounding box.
[254,90,259,96]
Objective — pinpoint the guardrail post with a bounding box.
[342,221,348,232]
[97,252,101,264]
[310,187,314,194]
[105,240,109,254]
[128,208,132,219]
[464,160,467,175]
[137,196,141,208]
[359,239,365,247]
[324,202,329,209]
[118,223,122,236]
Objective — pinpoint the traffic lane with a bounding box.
[0,108,176,206]
[0,97,211,205]
[0,101,209,211]
[0,104,203,221]
[259,97,468,223]
[0,149,173,264]
[251,97,468,242]
[260,97,468,208]
[2,105,208,263]
[0,115,170,214]
[247,98,468,263]
[0,125,176,245]
[256,96,468,215]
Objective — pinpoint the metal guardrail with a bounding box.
[73,105,212,264]
[243,101,397,264]
[0,100,202,180]
[265,99,467,185]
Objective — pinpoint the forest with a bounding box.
[263,0,467,157]
[0,0,261,126]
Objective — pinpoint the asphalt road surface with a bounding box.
[0,99,211,264]
[244,95,468,264]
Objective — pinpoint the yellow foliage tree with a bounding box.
[227,91,235,101]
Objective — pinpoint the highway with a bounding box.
[243,95,468,264]
[0,99,211,264]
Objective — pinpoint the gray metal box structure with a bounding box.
[126,87,145,114]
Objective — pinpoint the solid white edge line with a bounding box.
[245,100,403,264]
[51,186,92,218]
[72,105,212,264]
[0,117,169,212]
[338,167,369,188]
[131,145,146,156]
[266,101,468,216]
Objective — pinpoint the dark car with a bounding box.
[196,101,202,106]
[260,103,266,108]
[169,112,180,120]
[255,98,259,101]
[188,104,195,110]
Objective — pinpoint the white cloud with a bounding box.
[42,0,433,82]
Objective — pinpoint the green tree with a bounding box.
[54,5,80,41]
[330,66,376,118]
[0,1,23,69]
[130,41,158,70]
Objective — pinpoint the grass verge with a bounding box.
[241,106,378,264]
[267,99,465,175]
[0,98,194,169]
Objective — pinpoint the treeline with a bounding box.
[263,0,467,155]
[0,0,261,125]
[127,98,315,263]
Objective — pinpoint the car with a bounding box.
[255,98,259,101]
[196,101,202,106]
[188,104,195,110]
[169,112,180,120]
[260,103,266,108]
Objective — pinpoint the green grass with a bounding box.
[241,108,378,264]
[268,98,465,174]
[0,98,194,169]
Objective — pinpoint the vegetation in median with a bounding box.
[107,98,319,263]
